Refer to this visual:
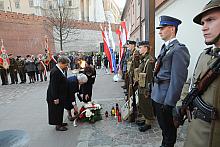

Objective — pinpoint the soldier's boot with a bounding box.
[138,124,151,132]
[138,119,152,132]
[121,85,127,89]
[128,114,135,123]
[136,114,145,126]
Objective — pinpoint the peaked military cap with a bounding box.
[138,41,149,47]
[126,40,136,45]
[156,15,182,29]
[193,0,220,25]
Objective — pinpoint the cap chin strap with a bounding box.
[205,33,220,45]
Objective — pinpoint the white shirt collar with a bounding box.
[165,38,177,47]
[56,64,65,75]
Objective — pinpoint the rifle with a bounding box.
[129,74,138,122]
[173,56,220,127]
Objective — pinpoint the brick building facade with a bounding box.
[0,11,119,57]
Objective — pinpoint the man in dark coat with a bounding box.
[46,56,70,131]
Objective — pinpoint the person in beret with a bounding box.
[151,15,190,147]
[184,0,220,147]
[126,40,141,122]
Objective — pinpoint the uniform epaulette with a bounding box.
[178,43,185,46]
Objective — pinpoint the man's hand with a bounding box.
[85,94,89,100]
[73,105,78,114]
[54,99,59,104]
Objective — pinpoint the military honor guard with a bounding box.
[136,41,155,132]
[184,0,220,147]
[151,16,190,147]
[127,40,140,122]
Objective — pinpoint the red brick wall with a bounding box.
[0,12,55,57]
[0,11,120,57]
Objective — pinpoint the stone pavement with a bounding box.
[0,68,188,147]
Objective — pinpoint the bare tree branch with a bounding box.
[43,0,79,51]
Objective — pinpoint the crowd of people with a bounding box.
[0,54,49,85]
[0,51,117,86]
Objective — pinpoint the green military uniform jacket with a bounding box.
[137,53,154,120]
[184,49,220,147]
[128,49,140,77]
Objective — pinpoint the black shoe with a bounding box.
[121,85,126,89]
[139,124,151,132]
[55,126,68,131]
[62,123,68,126]
[136,120,145,126]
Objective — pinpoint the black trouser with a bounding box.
[0,68,8,85]
[152,100,176,147]
[9,69,18,84]
[18,68,26,83]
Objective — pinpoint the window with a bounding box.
[68,0,72,6]
[48,1,52,9]
[0,1,4,10]
[29,0,34,7]
[15,2,20,9]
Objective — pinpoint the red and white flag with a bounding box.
[43,36,57,65]
[100,24,113,72]
[121,21,128,46]
[116,21,128,66]
[0,39,10,69]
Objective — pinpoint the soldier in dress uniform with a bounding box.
[136,41,155,132]
[184,1,220,147]
[151,16,190,147]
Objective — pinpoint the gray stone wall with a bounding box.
[54,28,119,53]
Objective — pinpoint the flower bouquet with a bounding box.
[78,102,102,123]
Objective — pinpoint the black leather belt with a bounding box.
[193,96,217,123]
[154,78,170,84]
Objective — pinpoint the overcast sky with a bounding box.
[114,0,126,9]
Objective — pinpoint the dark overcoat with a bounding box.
[47,66,68,125]
[65,76,79,110]
[80,65,96,102]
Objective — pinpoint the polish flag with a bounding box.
[100,25,113,72]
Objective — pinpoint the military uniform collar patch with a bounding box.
[206,47,220,57]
